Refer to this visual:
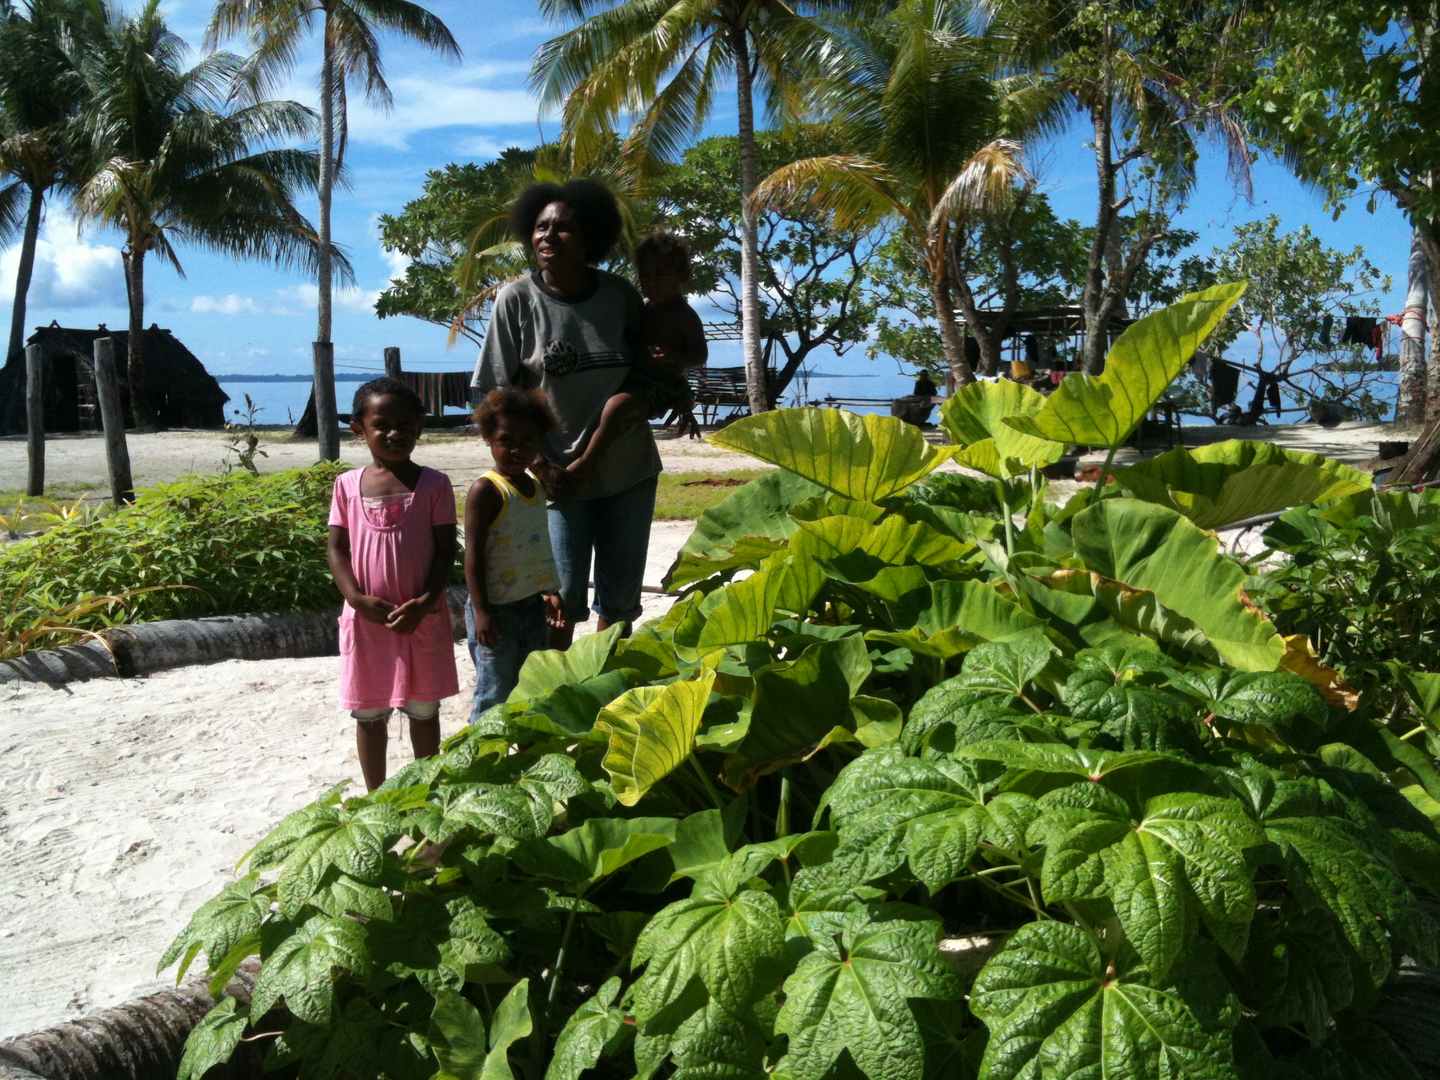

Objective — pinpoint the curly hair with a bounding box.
[351,376,424,421]
[473,387,559,440]
[635,230,693,278]
[509,179,623,264]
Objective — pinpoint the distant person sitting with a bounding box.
[912,370,938,398]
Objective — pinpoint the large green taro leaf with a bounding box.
[513,624,625,703]
[774,914,963,1080]
[940,379,1066,477]
[596,672,717,806]
[512,817,678,890]
[664,470,823,589]
[724,635,872,785]
[970,922,1237,1079]
[1070,498,1284,671]
[709,406,954,501]
[1111,440,1371,530]
[673,561,795,658]
[1006,282,1246,448]
[793,513,971,574]
[1027,782,1265,977]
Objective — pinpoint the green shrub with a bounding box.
[169,288,1440,1080]
[0,464,347,657]
[1253,488,1440,695]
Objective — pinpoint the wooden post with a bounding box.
[383,346,401,378]
[93,337,134,505]
[312,341,339,461]
[24,342,43,495]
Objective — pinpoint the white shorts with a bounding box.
[351,699,440,725]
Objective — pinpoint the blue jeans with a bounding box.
[548,474,658,625]
[464,594,549,722]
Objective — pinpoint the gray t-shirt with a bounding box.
[471,269,662,500]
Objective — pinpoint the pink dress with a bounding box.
[328,466,460,710]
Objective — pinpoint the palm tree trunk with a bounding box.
[1398,225,1428,423]
[8,184,45,366]
[730,21,767,415]
[316,13,336,346]
[931,266,974,388]
[1082,97,1115,376]
[1419,216,1440,424]
[125,245,152,429]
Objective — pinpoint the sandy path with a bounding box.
[0,427,762,495]
[0,523,689,1039]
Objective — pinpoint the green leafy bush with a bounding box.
[1253,489,1440,692]
[171,286,1440,1079]
[0,463,347,657]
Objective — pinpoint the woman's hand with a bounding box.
[535,459,574,498]
[353,595,395,624]
[543,592,567,631]
[471,606,498,646]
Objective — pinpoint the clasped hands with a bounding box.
[352,592,438,633]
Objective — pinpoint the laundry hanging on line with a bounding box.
[398,371,472,414]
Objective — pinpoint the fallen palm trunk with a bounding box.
[0,587,469,687]
[0,963,260,1080]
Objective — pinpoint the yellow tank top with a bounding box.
[482,470,559,604]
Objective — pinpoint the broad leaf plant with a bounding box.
[170,284,1440,1079]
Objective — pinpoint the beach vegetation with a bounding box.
[0,463,349,659]
[170,286,1440,1078]
[1252,488,1440,716]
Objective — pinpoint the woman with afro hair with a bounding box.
[470,178,659,648]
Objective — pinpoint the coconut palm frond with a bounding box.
[752,153,905,234]
[354,0,460,62]
[928,137,1029,233]
[0,179,26,241]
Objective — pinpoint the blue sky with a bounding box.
[0,0,1415,390]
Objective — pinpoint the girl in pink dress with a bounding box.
[326,377,459,790]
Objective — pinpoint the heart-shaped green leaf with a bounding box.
[596,672,717,806]
[709,406,954,501]
[1006,282,1246,448]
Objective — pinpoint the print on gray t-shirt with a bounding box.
[471,269,663,500]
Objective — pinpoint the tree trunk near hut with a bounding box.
[8,185,45,367]
[123,246,154,430]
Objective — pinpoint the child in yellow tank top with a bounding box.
[463,389,564,720]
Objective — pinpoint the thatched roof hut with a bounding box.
[0,323,228,434]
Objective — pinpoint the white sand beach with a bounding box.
[0,522,686,1039]
[0,417,1414,1038]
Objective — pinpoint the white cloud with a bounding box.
[280,282,382,315]
[322,62,544,151]
[453,133,508,160]
[0,209,126,311]
[190,293,264,315]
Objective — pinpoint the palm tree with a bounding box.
[0,0,95,366]
[988,0,1252,373]
[206,0,459,354]
[72,0,344,427]
[532,0,823,414]
[752,0,1026,386]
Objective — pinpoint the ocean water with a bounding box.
[217,370,918,427]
